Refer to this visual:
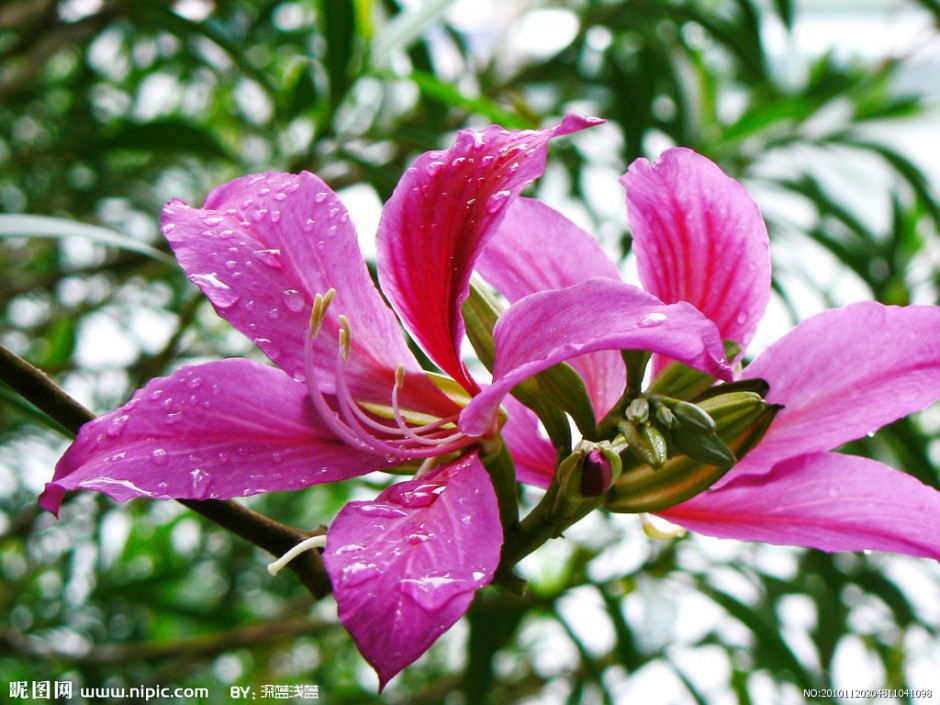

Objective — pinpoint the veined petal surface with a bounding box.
[377,113,603,393]
[623,148,770,353]
[660,452,940,560]
[163,172,456,417]
[460,279,732,436]
[499,395,557,488]
[736,301,940,474]
[39,359,395,514]
[323,453,501,689]
[478,197,624,416]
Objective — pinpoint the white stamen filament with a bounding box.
[267,534,328,576]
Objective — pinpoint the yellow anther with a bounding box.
[310,288,336,338]
[338,315,351,361]
[395,365,406,389]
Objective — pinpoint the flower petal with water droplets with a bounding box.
[622,148,770,359]
[660,451,940,560]
[323,453,501,690]
[460,279,732,437]
[162,172,457,418]
[377,113,604,394]
[39,359,396,514]
[478,197,625,416]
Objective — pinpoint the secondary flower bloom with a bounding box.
[482,147,940,559]
[41,114,734,687]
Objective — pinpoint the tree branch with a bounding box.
[0,343,333,599]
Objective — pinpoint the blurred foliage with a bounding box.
[1,0,939,703]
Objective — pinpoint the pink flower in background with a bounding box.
[41,115,735,687]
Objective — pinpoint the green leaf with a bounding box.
[0,214,176,265]
[371,0,457,67]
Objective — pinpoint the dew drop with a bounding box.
[202,216,223,226]
[314,191,328,203]
[398,572,472,613]
[339,561,382,588]
[271,210,281,223]
[639,312,667,328]
[486,190,511,213]
[271,452,283,465]
[253,248,283,269]
[355,503,408,519]
[282,289,306,312]
[107,415,129,438]
[148,389,164,401]
[736,311,747,325]
[274,192,288,201]
[426,161,444,176]
[302,218,315,232]
[151,448,168,465]
[186,376,203,389]
[166,412,183,425]
[224,260,238,270]
[387,482,445,508]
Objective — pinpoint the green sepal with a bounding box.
[670,400,717,433]
[647,339,742,401]
[617,420,666,469]
[622,349,651,396]
[463,282,572,458]
[534,362,597,440]
[670,427,736,468]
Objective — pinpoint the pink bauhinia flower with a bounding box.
[474,147,940,560]
[40,115,735,687]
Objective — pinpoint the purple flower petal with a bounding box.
[377,113,603,394]
[500,395,557,488]
[460,279,732,437]
[163,172,457,418]
[323,453,501,689]
[40,359,396,514]
[478,197,625,416]
[622,148,770,355]
[660,451,940,560]
[736,301,940,474]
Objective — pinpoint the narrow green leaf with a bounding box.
[371,0,456,67]
[0,214,175,265]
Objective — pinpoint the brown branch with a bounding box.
[0,343,333,598]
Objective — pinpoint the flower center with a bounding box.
[302,290,478,461]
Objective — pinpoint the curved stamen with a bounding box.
[391,365,464,446]
[303,296,479,459]
[267,534,327,576]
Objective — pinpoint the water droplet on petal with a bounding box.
[314,191,328,203]
[339,561,382,588]
[271,452,282,464]
[151,448,168,465]
[334,543,366,554]
[282,289,306,312]
[106,415,129,438]
[387,482,445,508]
[302,218,315,232]
[736,311,747,325]
[267,308,280,319]
[486,190,511,213]
[186,376,203,389]
[355,503,409,519]
[202,216,223,226]
[398,571,473,613]
[639,312,667,328]
[253,248,283,269]
[190,273,239,308]
[166,412,183,425]
[148,389,163,401]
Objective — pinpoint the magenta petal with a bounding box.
[622,148,770,353]
[738,301,940,472]
[660,452,940,560]
[162,173,456,417]
[478,197,625,416]
[500,395,557,488]
[460,279,732,436]
[377,113,603,393]
[39,359,394,514]
[323,453,501,689]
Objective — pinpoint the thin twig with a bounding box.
[0,343,333,598]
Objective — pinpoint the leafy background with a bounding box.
[1,0,939,702]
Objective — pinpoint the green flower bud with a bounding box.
[617,420,665,469]
[670,400,717,433]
